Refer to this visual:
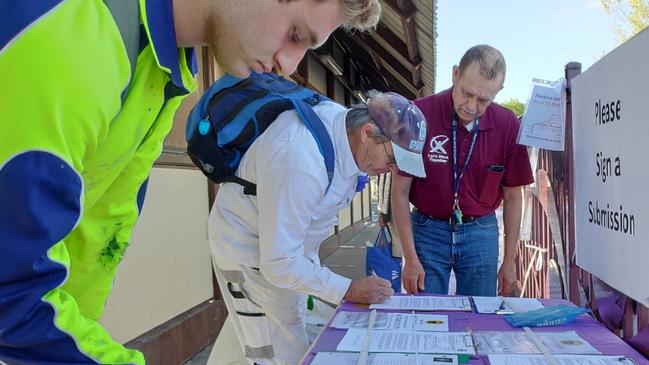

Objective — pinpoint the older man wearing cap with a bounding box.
[207,91,426,364]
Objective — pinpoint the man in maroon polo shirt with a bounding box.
[392,45,534,296]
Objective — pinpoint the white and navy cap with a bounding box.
[368,92,427,177]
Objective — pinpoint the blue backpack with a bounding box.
[186,72,335,195]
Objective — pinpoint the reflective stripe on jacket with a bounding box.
[0,0,197,363]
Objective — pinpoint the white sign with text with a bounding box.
[518,78,566,150]
[572,28,649,307]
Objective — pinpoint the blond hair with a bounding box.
[279,0,381,32]
[339,0,382,32]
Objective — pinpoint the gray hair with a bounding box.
[458,44,506,81]
[345,105,388,142]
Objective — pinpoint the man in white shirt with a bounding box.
[208,92,427,365]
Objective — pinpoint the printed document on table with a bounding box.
[488,354,637,365]
[331,311,448,332]
[370,296,472,311]
[472,296,544,314]
[475,331,600,355]
[413,314,449,332]
[330,311,412,331]
[310,352,458,365]
[336,328,475,355]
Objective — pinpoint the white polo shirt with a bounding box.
[208,101,362,304]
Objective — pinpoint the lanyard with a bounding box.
[451,117,480,224]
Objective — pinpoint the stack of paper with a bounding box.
[487,354,637,365]
[472,296,544,314]
[310,352,458,365]
[336,329,475,355]
[370,296,472,311]
[330,311,449,332]
[474,331,600,355]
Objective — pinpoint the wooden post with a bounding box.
[564,62,582,306]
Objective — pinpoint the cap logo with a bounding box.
[410,140,424,151]
[418,120,427,141]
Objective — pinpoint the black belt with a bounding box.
[414,208,480,224]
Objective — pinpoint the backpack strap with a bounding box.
[292,99,335,194]
[186,120,259,195]
[229,176,258,196]
[186,72,336,196]
[104,0,141,101]
[239,100,335,197]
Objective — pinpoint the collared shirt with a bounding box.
[377,172,392,215]
[403,88,534,219]
[142,0,198,91]
[208,101,361,304]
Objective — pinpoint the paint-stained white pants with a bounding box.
[212,258,309,365]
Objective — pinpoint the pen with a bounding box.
[496,298,514,315]
[372,271,393,302]
[618,356,640,365]
[465,326,479,354]
[487,164,505,172]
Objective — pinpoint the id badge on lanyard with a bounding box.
[451,117,480,232]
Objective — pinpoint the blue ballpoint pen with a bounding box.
[496,298,514,315]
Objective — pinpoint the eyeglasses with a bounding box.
[381,141,397,165]
[370,120,397,165]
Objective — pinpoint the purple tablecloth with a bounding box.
[300,296,649,365]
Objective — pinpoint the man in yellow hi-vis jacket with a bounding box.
[0,0,380,363]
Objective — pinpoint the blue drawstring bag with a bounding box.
[365,226,402,292]
[504,304,589,328]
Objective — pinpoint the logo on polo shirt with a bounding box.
[428,135,449,163]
